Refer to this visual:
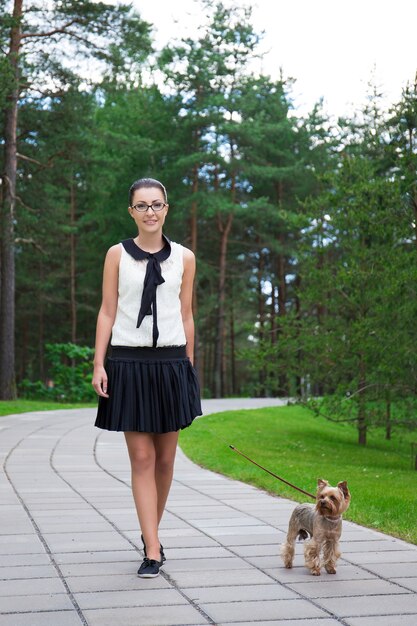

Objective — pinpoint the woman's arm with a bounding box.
[92,244,121,397]
[180,247,196,365]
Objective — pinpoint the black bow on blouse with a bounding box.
[121,235,171,348]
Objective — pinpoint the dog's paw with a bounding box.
[325,566,336,574]
[311,569,321,576]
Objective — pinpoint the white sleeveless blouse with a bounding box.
[111,240,186,347]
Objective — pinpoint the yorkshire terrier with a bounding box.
[281,479,351,576]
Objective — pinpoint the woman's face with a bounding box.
[129,186,168,233]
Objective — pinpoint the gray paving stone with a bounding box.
[41,531,130,553]
[167,504,239,513]
[0,564,57,580]
[0,504,22,512]
[316,593,417,617]
[0,520,35,534]
[0,593,74,613]
[183,583,298,603]
[157,546,231,560]
[157,535,220,549]
[169,493,217,504]
[339,529,384,540]
[59,560,141,577]
[155,527,208,538]
[340,539,412,553]
[200,598,328,623]
[245,555,284,569]
[9,492,70,501]
[168,568,274,588]
[53,549,137,565]
[203,525,277,536]
[188,517,261,528]
[263,564,376,583]
[0,577,67,596]
[0,541,46,555]
[345,616,417,626]
[21,503,93,511]
[73,587,187,609]
[26,509,97,519]
[217,621,342,626]
[362,562,417,578]
[287,578,412,598]
[0,611,83,626]
[345,550,417,564]
[0,553,51,567]
[225,532,285,546]
[126,519,192,532]
[229,543,280,558]
[82,604,209,625]
[162,556,252,573]
[35,521,112,533]
[391,577,417,592]
[66,573,171,593]
[220,497,287,506]
[185,510,258,521]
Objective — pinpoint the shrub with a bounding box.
[19,343,96,403]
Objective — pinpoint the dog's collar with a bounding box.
[324,515,341,523]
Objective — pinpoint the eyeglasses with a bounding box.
[131,202,166,213]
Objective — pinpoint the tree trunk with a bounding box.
[315,248,326,396]
[39,260,45,381]
[0,0,23,400]
[276,246,287,318]
[407,126,417,256]
[257,248,266,396]
[190,161,202,384]
[70,179,77,344]
[214,211,233,397]
[221,319,227,396]
[294,273,302,396]
[275,181,287,318]
[276,244,288,395]
[229,293,237,396]
[205,334,214,396]
[19,317,28,382]
[271,285,277,345]
[190,161,199,254]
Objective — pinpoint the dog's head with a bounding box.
[315,479,350,518]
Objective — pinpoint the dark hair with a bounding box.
[129,178,167,206]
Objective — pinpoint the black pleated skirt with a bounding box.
[95,346,202,433]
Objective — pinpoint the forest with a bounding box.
[1,0,417,445]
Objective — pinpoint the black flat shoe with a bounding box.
[141,533,166,563]
[137,557,162,578]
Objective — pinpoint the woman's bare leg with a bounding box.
[154,431,179,524]
[124,432,160,561]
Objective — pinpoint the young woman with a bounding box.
[92,177,201,578]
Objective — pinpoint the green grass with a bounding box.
[179,405,417,544]
[0,399,96,417]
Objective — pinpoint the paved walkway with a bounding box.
[1,399,417,626]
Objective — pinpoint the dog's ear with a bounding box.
[337,481,350,500]
[317,479,329,490]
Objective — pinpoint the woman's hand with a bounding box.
[92,365,109,398]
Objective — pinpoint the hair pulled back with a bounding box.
[129,178,167,206]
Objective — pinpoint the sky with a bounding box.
[133,0,417,120]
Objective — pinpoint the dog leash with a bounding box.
[229,444,316,500]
